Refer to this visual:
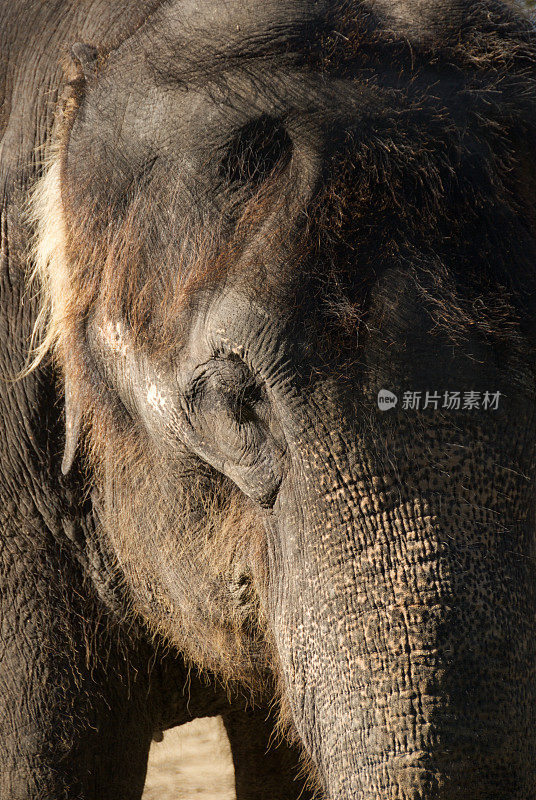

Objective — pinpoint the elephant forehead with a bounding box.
[367,0,462,34]
[128,0,332,75]
[150,0,331,45]
[138,0,488,62]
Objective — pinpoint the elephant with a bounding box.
[0,2,313,798]
[6,0,536,798]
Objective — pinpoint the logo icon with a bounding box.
[378,389,398,411]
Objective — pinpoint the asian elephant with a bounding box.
[5,0,536,798]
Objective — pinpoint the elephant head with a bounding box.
[31,1,536,797]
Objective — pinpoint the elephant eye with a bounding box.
[221,115,292,188]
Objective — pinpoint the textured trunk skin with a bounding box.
[264,407,536,800]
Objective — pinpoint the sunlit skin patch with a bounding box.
[146,382,168,414]
[96,319,129,358]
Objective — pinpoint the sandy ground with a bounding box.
[142,718,236,800]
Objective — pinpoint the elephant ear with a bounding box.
[62,371,82,475]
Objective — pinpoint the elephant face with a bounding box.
[33,1,536,797]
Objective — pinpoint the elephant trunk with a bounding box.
[265,420,536,799]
